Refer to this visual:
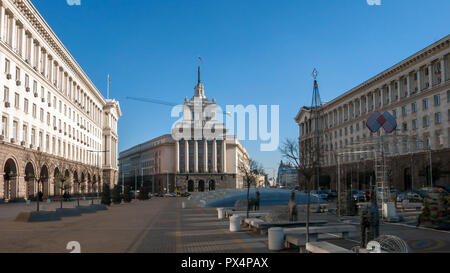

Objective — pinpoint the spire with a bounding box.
[194,65,205,98]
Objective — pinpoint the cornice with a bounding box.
[10,0,107,104]
[323,35,450,110]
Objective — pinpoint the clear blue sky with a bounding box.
[31,0,450,177]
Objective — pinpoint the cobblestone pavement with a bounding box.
[0,198,268,253]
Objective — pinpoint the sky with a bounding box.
[31,0,450,178]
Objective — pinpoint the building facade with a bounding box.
[119,67,250,193]
[277,161,298,189]
[295,35,450,191]
[0,0,121,201]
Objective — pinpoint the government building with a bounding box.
[118,67,250,193]
[295,35,450,191]
[0,0,121,201]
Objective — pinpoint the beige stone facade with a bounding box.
[0,0,121,201]
[119,67,250,193]
[295,35,450,191]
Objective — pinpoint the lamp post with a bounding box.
[163,170,169,194]
[87,149,109,201]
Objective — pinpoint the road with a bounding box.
[0,198,268,253]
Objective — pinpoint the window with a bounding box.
[33,80,37,94]
[40,108,44,122]
[31,128,36,146]
[423,99,429,110]
[41,87,45,99]
[425,137,430,148]
[435,113,441,124]
[423,116,429,127]
[3,86,9,102]
[25,74,29,88]
[412,119,418,129]
[47,112,50,125]
[434,95,441,106]
[448,90,450,102]
[32,104,37,118]
[1,116,7,137]
[14,93,19,108]
[402,122,407,131]
[15,67,20,81]
[12,120,17,141]
[411,103,417,113]
[392,109,397,118]
[4,58,10,74]
[402,106,407,116]
[24,98,28,113]
[22,125,27,142]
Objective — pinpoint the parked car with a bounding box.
[361,190,371,201]
[324,189,338,198]
[397,191,424,202]
[181,192,191,197]
[435,185,450,194]
[311,190,328,200]
[352,190,366,202]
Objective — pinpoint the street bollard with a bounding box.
[268,227,284,251]
[230,215,241,232]
[26,200,31,206]
[182,202,186,209]
[217,208,225,220]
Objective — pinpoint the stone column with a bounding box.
[397,79,401,100]
[365,95,369,113]
[359,98,362,116]
[20,27,26,58]
[441,57,446,84]
[406,74,410,97]
[372,92,376,110]
[35,43,41,71]
[213,140,217,173]
[380,87,384,108]
[184,140,189,173]
[194,140,198,173]
[0,6,5,42]
[222,139,227,173]
[10,16,16,50]
[388,82,392,102]
[204,140,208,172]
[428,64,433,88]
[175,140,180,173]
[29,38,34,67]
[417,69,421,92]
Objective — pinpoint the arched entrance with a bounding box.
[53,168,61,196]
[187,180,194,192]
[87,173,91,193]
[404,168,412,191]
[25,162,35,199]
[64,170,71,194]
[81,173,86,194]
[208,180,215,191]
[3,159,18,200]
[198,180,205,192]
[40,165,49,199]
[73,171,79,196]
[92,175,97,194]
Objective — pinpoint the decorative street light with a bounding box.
[87,149,109,201]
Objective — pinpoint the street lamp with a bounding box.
[88,149,109,201]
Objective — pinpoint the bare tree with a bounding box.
[238,159,265,218]
[280,138,320,243]
[71,167,86,207]
[53,172,72,209]
[26,150,52,212]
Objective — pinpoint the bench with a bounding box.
[225,210,270,219]
[306,241,353,253]
[284,225,356,248]
[246,219,328,235]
